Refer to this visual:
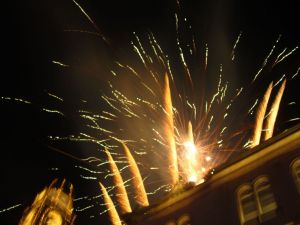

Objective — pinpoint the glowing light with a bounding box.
[106,149,132,214]
[99,182,122,225]
[122,143,149,207]
[19,180,75,225]
[163,73,179,185]
[264,79,286,140]
[251,82,273,148]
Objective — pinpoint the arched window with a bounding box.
[254,176,277,222]
[291,158,300,194]
[237,176,278,224]
[237,184,258,225]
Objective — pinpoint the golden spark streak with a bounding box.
[52,60,69,67]
[264,79,286,140]
[251,82,273,148]
[122,143,149,207]
[163,73,179,185]
[183,121,199,183]
[99,182,122,225]
[106,150,132,214]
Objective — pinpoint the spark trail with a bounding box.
[122,143,149,207]
[251,82,273,148]
[264,79,286,140]
[106,149,132,214]
[163,73,179,185]
[99,182,122,225]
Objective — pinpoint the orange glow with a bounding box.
[19,180,75,225]
[99,182,122,225]
[251,82,273,147]
[264,79,286,140]
[178,122,210,184]
[163,73,179,185]
[122,143,149,207]
[106,149,132,214]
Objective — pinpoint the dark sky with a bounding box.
[1,0,299,224]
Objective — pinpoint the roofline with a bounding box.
[127,124,300,220]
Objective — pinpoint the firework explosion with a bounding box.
[1,1,300,224]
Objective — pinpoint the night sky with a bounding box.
[1,0,299,224]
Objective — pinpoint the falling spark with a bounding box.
[72,0,108,43]
[99,182,122,225]
[251,82,273,147]
[231,31,242,61]
[0,203,22,214]
[52,60,69,67]
[163,73,179,185]
[106,150,132,214]
[122,143,149,207]
[264,79,286,140]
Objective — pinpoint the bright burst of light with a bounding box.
[2,1,299,224]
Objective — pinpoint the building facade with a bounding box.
[126,124,300,225]
[19,179,75,225]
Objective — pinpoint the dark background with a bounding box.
[1,0,299,224]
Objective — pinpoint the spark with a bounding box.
[252,35,281,82]
[248,99,259,115]
[46,92,64,101]
[1,96,31,104]
[72,0,108,43]
[0,203,22,214]
[42,108,64,116]
[287,118,300,122]
[273,46,298,66]
[231,31,242,61]
[291,66,300,79]
[52,60,69,67]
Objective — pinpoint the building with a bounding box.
[19,179,76,225]
[125,124,300,225]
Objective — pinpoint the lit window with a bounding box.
[237,184,258,225]
[254,176,277,222]
[291,158,300,194]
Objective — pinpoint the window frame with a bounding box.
[290,157,300,194]
[253,176,277,222]
[237,183,258,225]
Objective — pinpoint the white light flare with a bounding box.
[179,122,212,185]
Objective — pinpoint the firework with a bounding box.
[106,149,132,214]
[122,143,149,207]
[99,182,122,225]
[163,73,179,185]
[251,82,273,148]
[1,2,298,224]
[264,79,286,140]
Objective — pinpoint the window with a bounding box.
[291,157,300,194]
[254,177,277,222]
[237,184,258,225]
[237,176,277,225]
